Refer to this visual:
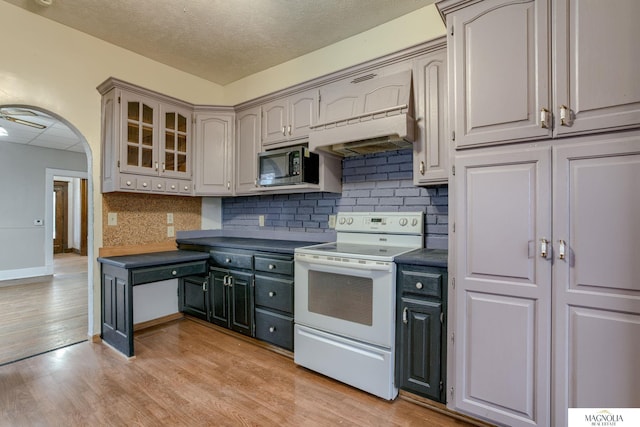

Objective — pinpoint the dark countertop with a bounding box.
[176,236,320,255]
[395,248,448,268]
[97,250,210,269]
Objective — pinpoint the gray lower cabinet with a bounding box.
[395,264,447,403]
[253,253,294,350]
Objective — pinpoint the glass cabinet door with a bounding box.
[120,93,158,175]
[161,106,191,178]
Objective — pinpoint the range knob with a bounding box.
[346,217,354,225]
[411,218,419,226]
[399,218,408,226]
[339,217,346,225]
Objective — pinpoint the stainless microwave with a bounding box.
[258,146,319,186]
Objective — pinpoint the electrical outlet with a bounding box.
[258,215,265,227]
[328,215,336,229]
[167,226,175,237]
[107,212,117,226]
[167,213,174,224]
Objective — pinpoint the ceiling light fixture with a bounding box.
[2,116,47,129]
[0,126,7,136]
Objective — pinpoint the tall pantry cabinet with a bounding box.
[437,0,640,426]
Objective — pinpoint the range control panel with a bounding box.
[335,212,423,235]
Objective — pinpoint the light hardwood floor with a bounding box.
[0,253,88,366]
[0,318,479,427]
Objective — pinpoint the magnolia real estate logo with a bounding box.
[568,409,640,427]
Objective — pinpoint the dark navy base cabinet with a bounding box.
[395,260,447,403]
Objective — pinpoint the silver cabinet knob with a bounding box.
[269,326,276,333]
[268,291,276,297]
[142,182,148,187]
[171,270,177,276]
[415,282,423,290]
[157,183,162,189]
[126,180,132,186]
[225,258,231,263]
[170,184,176,190]
[184,185,189,191]
[268,264,275,270]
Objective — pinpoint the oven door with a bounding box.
[294,253,395,348]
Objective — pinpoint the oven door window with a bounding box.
[308,270,373,326]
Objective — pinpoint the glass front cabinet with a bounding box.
[99,79,193,195]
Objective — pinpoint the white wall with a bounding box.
[0,142,86,280]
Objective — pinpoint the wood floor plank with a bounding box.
[0,254,88,366]
[0,319,479,426]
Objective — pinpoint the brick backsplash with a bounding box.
[222,149,448,249]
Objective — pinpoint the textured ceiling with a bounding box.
[4,0,436,85]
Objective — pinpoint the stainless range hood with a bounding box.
[309,70,415,157]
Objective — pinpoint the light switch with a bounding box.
[167,226,175,237]
[258,215,265,227]
[107,212,117,226]
[167,213,174,224]
[328,215,336,229]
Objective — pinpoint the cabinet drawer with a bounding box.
[254,255,294,276]
[255,275,293,314]
[210,250,253,270]
[398,268,443,299]
[255,308,293,351]
[131,261,207,285]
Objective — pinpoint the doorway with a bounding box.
[53,180,68,254]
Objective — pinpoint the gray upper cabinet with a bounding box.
[440,0,640,148]
[553,0,640,136]
[235,106,261,194]
[261,89,317,148]
[98,79,194,195]
[193,108,235,196]
[413,47,448,185]
[441,0,550,148]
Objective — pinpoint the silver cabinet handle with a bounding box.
[287,125,291,136]
[227,181,230,190]
[223,275,229,286]
[269,326,276,333]
[155,161,159,171]
[162,162,166,172]
[202,281,207,292]
[415,282,423,290]
[402,307,408,324]
[282,126,286,136]
[558,240,566,260]
[540,108,549,128]
[419,161,425,175]
[540,238,549,258]
[268,291,275,297]
[559,105,569,126]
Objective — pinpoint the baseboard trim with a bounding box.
[134,313,184,332]
[0,266,54,285]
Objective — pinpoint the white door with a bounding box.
[552,132,640,426]
[454,144,552,426]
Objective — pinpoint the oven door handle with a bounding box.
[295,255,392,271]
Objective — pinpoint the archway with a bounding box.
[0,104,94,363]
